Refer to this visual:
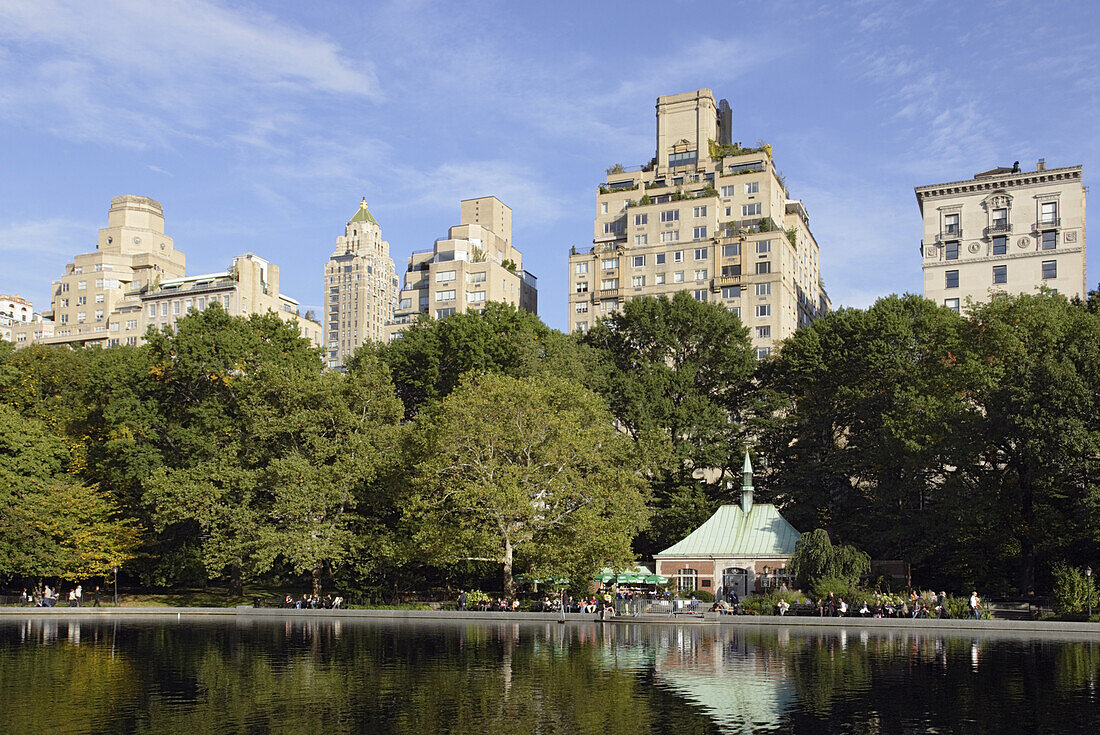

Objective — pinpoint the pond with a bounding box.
[1,616,1099,733]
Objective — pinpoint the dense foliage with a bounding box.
[3,288,1100,598]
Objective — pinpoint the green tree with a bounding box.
[582,291,755,556]
[359,302,589,418]
[407,373,650,595]
[789,528,870,590]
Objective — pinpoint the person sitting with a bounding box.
[859,601,871,616]
[332,596,343,609]
[777,599,791,616]
[511,598,520,613]
[837,598,848,617]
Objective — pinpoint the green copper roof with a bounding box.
[349,198,377,225]
[656,504,800,557]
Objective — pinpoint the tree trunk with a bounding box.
[312,563,323,597]
[502,539,514,598]
[228,563,243,598]
[1019,467,1035,595]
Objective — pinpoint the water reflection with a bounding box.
[1,618,1099,734]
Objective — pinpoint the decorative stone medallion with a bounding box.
[1065,231,1078,243]
[1017,236,1030,249]
[968,242,980,254]
[925,245,938,258]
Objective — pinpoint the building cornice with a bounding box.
[914,166,1083,212]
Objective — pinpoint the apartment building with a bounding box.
[917,161,1086,311]
[323,199,398,367]
[1,294,34,343]
[138,253,323,348]
[386,196,537,340]
[14,195,320,349]
[567,89,829,357]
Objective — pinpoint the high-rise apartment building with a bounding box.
[916,161,1086,311]
[386,196,537,340]
[14,195,321,349]
[567,89,828,357]
[1,294,34,343]
[323,199,398,367]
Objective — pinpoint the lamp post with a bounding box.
[1087,567,1093,619]
[113,566,118,607]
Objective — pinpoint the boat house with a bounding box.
[654,453,799,599]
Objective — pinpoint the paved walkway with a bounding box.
[1,606,1098,636]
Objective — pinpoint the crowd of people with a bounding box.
[281,594,343,609]
[18,585,102,607]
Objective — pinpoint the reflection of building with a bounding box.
[654,453,799,598]
[917,160,1086,312]
[323,199,398,367]
[385,196,538,340]
[567,88,829,358]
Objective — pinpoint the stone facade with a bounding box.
[323,199,398,367]
[385,196,537,339]
[916,161,1087,311]
[567,89,829,358]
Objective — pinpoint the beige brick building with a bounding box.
[385,196,537,340]
[1,294,36,343]
[323,199,398,367]
[139,253,323,348]
[14,195,321,349]
[917,161,1086,311]
[567,89,829,357]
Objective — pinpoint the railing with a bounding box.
[938,227,962,241]
[598,288,620,298]
[984,223,1011,236]
[717,275,742,286]
[1036,218,1061,229]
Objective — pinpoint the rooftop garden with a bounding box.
[709,139,773,160]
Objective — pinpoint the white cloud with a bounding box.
[0,0,377,148]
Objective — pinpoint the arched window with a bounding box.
[675,568,698,592]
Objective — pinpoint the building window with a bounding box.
[147,304,155,317]
[575,301,589,313]
[992,208,1008,228]
[993,236,1007,255]
[435,308,455,318]
[635,213,648,226]
[436,270,456,283]
[601,279,619,290]
[756,326,771,338]
[634,234,648,245]
[755,283,771,296]
[602,258,617,270]
[660,209,679,223]
[1040,201,1058,224]
[656,253,666,265]
[467,271,487,283]
[993,265,1007,284]
[435,290,456,302]
[693,226,707,240]
[745,181,759,194]
[673,251,683,263]
[77,280,86,290]
[633,255,646,267]
[756,241,771,254]
[742,203,761,217]
[160,302,168,316]
[631,275,645,288]
[660,231,680,243]
[694,247,708,260]
[693,206,707,217]
[723,243,740,257]
[668,151,697,167]
[576,321,588,332]
[755,261,771,274]
[756,304,771,317]
[600,299,619,312]
[944,213,960,235]
[468,291,486,303]
[673,271,684,283]
[1042,260,1057,280]
[604,221,624,235]
[694,269,708,280]
[945,241,959,260]
[1042,231,1057,250]
[721,286,740,299]
[945,270,959,289]
[601,202,608,214]
[126,319,137,330]
[944,298,960,313]
[693,290,707,302]
[95,310,104,321]
[576,282,589,293]
[756,347,771,360]
[77,296,86,306]
[575,262,588,274]
[96,293,105,303]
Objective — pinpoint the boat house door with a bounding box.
[722,567,749,599]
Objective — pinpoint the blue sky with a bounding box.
[2,0,1098,331]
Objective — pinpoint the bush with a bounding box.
[676,589,714,603]
[1053,564,1097,616]
[810,577,861,602]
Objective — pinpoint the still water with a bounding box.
[2,616,1099,734]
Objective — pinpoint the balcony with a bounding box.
[1035,218,1061,230]
[717,274,742,286]
[984,222,1011,236]
[936,228,963,243]
[598,288,620,298]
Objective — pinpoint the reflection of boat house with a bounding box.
[654,453,799,598]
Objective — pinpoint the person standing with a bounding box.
[93,586,101,607]
[938,591,949,619]
[969,591,981,620]
[458,590,467,611]
[75,585,83,607]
